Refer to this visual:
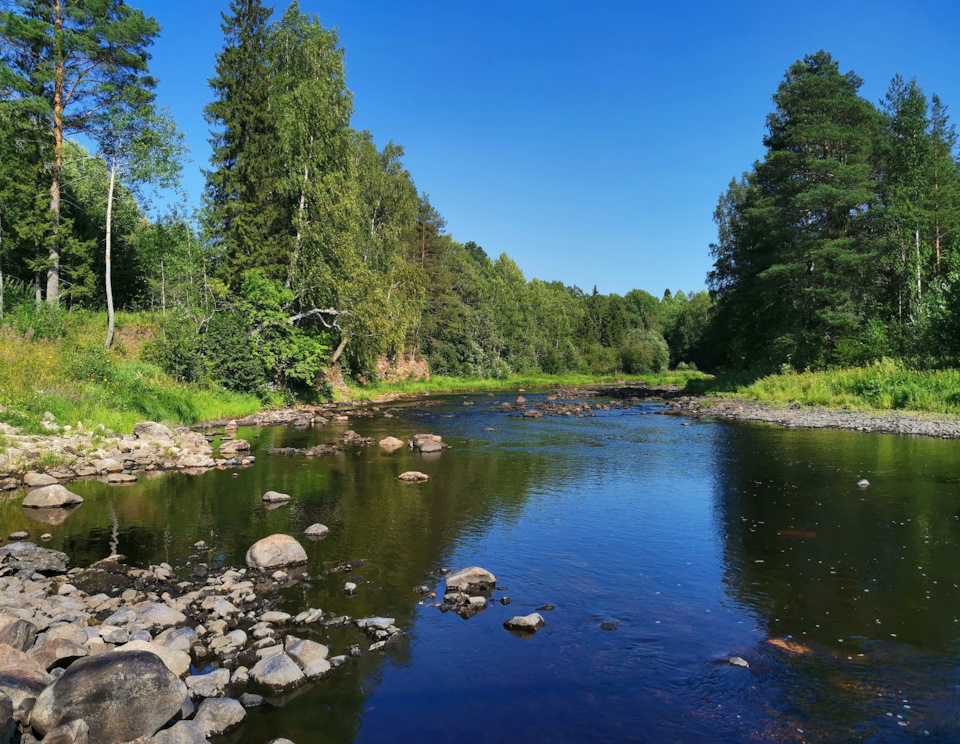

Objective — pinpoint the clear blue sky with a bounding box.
[138,0,960,297]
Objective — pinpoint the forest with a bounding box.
[2,2,960,408]
[0,0,709,404]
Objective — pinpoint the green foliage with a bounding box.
[143,312,201,382]
[204,310,268,397]
[621,329,670,374]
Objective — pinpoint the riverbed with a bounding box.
[3,390,959,743]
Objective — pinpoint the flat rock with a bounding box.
[262,490,291,503]
[185,667,229,699]
[504,613,546,634]
[261,611,291,624]
[397,471,429,482]
[444,566,497,594]
[31,650,187,743]
[133,602,186,629]
[219,439,250,457]
[245,535,307,569]
[23,472,58,488]
[378,436,404,448]
[114,640,191,678]
[0,542,69,575]
[22,485,83,509]
[0,615,38,652]
[133,422,174,441]
[248,652,305,693]
[28,638,88,670]
[355,617,394,631]
[192,696,246,737]
[106,473,137,484]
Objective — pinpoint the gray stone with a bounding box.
[248,652,305,693]
[857,478,870,488]
[397,471,429,482]
[378,436,404,448]
[39,718,89,744]
[192,696,245,737]
[261,490,291,503]
[146,721,207,744]
[93,458,122,474]
[23,485,83,509]
[133,602,186,629]
[0,643,53,721]
[133,422,174,441]
[0,614,38,652]
[356,617,394,631]
[30,650,188,744]
[728,656,749,668]
[27,638,87,670]
[304,523,329,538]
[260,611,291,624]
[114,640,191,678]
[219,439,250,457]
[245,535,307,570]
[23,473,58,488]
[444,566,496,595]
[504,613,546,634]
[0,543,69,575]
[185,667,229,699]
[159,627,197,654]
[238,692,263,708]
[283,636,330,679]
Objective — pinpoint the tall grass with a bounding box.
[686,361,960,414]
[341,370,706,402]
[0,313,260,434]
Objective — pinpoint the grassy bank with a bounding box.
[341,370,706,402]
[686,362,960,415]
[0,312,260,436]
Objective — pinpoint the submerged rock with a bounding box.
[31,650,187,743]
[245,535,308,569]
[397,471,429,483]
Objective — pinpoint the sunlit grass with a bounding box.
[685,361,960,414]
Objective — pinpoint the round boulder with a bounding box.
[304,523,329,538]
[31,650,187,743]
[444,566,497,594]
[245,535,307,570]
[22,484,83,509]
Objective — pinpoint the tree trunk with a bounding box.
[47,0,65,307]
[329,334,348,365]
[105,164,116,349]
[160,259,166,314]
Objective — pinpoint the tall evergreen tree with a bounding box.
[0,0,160,305]
[204,0,282,283]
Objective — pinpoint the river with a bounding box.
[3,390,959,743]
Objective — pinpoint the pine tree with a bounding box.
[0,0,160,306]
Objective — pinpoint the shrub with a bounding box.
[621,329,669,374]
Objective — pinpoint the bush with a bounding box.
[144,313,201,382]
[205,311,269,397]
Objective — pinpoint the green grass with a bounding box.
[0,312,261,434]
[685,362,960,415]
[341,370,706,402]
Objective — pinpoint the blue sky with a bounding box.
[138,0,960,297]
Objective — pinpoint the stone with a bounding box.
[93,458,123,474]
[0,543,69,574]
[23,473,58,488]
[283,636,330,679]
[185,668,229,699]
[409,434,443,453]
[378,436,404,449]
[8,531,28,540]
[504,613,546,634]
[857,478,870,488]
[39,718,89,744]
[0,615,38,652]
[344,581,357,594]
[114,640,191,678]
[262,490,291,503]
[0,643,53,720]
[31,650,188,743]
[248,652,306,693]
[133,422,174,441]
[159,627,197,654]
[219,439,250,457]
[397,471,429,482]
[106,473,137,484]
[728,656,749,668]
[304,523,329,538]
[28,638,88,670]
[416,439,443,454]
[238,692,263,708]
[192,697,245,737]
[356,617,394,631]
[245,535,307,569]
[133,602,186,629]
[261,611,291,624]
[444,566,497,595]
[145,721,207,744]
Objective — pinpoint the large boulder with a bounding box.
[444,566,497,595]
[409,433,444,453]
[22,484,83,509]
[133,602,187,630]
[248,652,305,693]
[31,650,187,744]
[0,542,69,575]
[146,721,207,744]
[245,535,307,570]
[133,422,174,441]
[504,613,546,635]
[27,638,88,671]
[378,436,405,449]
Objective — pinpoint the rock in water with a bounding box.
[397,471,429,483]
[146,721,208,744]
[248,653,305,693]
[503,613,546,635]
[284,637,330,680]
[728,656,749,668]
[192,697,246,736]
[220,439,251,457]
[262,490,291,503]
[22,484,83,509]
[304,523,329,538]
[245,535,308,569]
[31,650,188,743]
[857,478,870,488]
[0,542,69,575]
[378,436,404,449]
[444,566,497,594]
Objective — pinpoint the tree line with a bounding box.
[1,0,711,399]
[708,50,960,372]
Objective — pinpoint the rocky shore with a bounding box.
[661,396,960,439]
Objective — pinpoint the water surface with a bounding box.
[3,392,959,743]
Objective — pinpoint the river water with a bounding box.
[3,391,960,743]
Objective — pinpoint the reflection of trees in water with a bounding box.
[708,423,960,740]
